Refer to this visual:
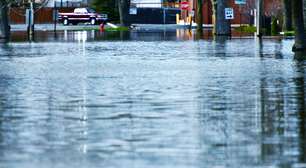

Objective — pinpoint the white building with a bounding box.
[131,0,163,8]
[44,0,88,7]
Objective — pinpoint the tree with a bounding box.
[117,0,130,26]
[92,0,119,22]
[196,0,203,33]
[0,0,10,39]
[211,0,231,35]
[0,0,24,39]
[292,0,306,52]
[283,0,293,31]
[93,0,130,26]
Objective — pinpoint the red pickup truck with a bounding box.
[58,8,108,25]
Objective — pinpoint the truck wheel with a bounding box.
[63,18,69,26]
[90,18,96,25]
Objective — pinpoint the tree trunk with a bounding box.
[211,0,231,35]
[283,0,293,31]
[196,0,203,33]
[0,1,10,39]
[303,0,306,29]
[118,0,130,27]
[292,0,306,52]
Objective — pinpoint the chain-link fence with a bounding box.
[130,1,180,9]
[129,2,180,24]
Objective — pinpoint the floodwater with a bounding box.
[0,29,305,168]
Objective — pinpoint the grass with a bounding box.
[105,26,129,31]
[67,26,129,31]
[283,31,295,36]
[235,26,295,36]
[234,25,257,33]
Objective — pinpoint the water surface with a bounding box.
[0,30,305,168]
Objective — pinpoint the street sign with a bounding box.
[129,8,137,15]
[190,10,195,17]
[180,1,189,10]
[235,0,246,5]
[225,8,234,20]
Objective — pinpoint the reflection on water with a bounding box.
[11,30,178,42]
[9,29,253,42]
[0,30,305,168]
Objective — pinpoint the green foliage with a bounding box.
[235,26,257,33]
[91,0,119,22]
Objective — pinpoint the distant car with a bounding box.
[58,8,108,26]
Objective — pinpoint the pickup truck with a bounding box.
[58,8,108,25]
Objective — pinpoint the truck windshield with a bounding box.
[87,8,96,13]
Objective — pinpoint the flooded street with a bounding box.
[0,29,305,168]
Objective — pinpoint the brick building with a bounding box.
[181,0,282,25]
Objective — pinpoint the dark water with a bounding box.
[0,29,305,168]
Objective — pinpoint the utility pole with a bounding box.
[256,0,263,37]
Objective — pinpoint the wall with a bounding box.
[189,0,282,25]
[10,7,75,24]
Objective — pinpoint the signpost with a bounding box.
[189,9,195,30]
[180,1,189,25]
[180,1,189,10]
[26,1,34,40]
[53,1,58,34]
[225,8,234,20]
